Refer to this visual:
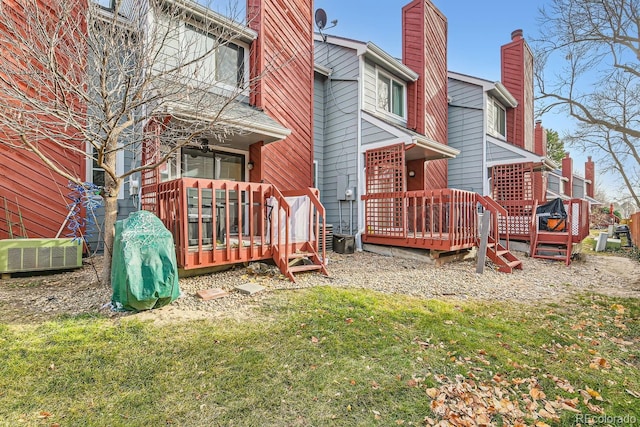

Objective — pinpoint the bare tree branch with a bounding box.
[533,0,640,207]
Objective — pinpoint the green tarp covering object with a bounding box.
[111,210,181,311]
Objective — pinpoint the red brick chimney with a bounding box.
[402,0,448,189]
[561,152,573,197]
[585,156,595,198]
[534,120,546,157]
[402,0,447,144]
[501,29,534,152]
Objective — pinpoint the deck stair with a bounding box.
[529,201,573,265]
[486,237,523,273]
[477,195,522,273]
[530,229,572,265]
[272,188,329,282]
[282,244,328,282]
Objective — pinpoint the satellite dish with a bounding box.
[315,8,327,30]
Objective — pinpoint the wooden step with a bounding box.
[533,254,568,261]
[289,264,323,273]
[288,252,315,259]
[497,260,522,273]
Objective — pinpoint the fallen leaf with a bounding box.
[350,379,356,385]
[585,386,603,401]
[587,402,604,414]
[407,379,418,388]
[611,304,625,314]
[425,387,439,399]
[625,389,640,398]
[345,318,353,324]
[38,411,52,419]
[535,422,551,427]
[311,336,319,344]
[530,387,546,400]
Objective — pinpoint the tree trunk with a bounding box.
[101,194,117,286]
[101,183,121,287]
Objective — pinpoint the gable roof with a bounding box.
[448,70,518,108]
[314,34,419,82]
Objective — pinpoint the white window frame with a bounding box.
[376,69,407,119]
[178,20,250,94]
[487,98,506,139]
[87,144,125,199]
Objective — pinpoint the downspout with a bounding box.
[356,56,365,250]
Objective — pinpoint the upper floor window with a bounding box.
[156,16,249,92]
[377,71,405,118]
[183,24,247,88]
[487,98,506,138]
[93,0,114,9]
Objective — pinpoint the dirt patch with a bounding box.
[0,251,638,325]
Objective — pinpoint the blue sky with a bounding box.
[312,0,615,192]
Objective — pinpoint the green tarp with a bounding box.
[111,210,180,311]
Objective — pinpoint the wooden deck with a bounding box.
[362,188,478,252]
[144,178,328,281]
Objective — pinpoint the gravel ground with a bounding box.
[1,249,639,324]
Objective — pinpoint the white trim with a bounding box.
[448,71,518,108]
[486,136,546,168]
[362,112,460,158]
[375,67,408,121]
[86,144,125,199]
[315,34,419,82]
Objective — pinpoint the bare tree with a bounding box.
[0,0,274,284]
[533,0,640,207]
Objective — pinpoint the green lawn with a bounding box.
[1,287,638,426]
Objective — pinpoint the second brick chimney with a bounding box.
[562,152,573,197]
[585,156,595,198]
[534,120,546,157]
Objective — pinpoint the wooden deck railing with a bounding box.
[564,198,590,243]
[477,195,510,249]
[150,178,327,273]
[363,188,478,251]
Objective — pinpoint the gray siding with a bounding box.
[314,40,360,233]
[486,140,527,163]
[361,120,396,145]
[573,178,585,199]
[447,78,486,193]
[86,149,139,253]
[547,173,562,194]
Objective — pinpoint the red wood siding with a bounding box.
[585,156,595,198]
[534,120,547,157]
[501,30,534,152]
[0,0,86,240]
[247,0,314,190]
[402,0,448,145]
[562,153,574,197]
[424,159,447,190]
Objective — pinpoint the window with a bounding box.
[377,71,405,118]
[216,42,245,87]
[181,23,247,88]
[487,98,506,138]
[93,0,113,9]
[88,145,125,198]
[181,147,245,181]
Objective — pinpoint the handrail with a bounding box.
[529,200,539,257]
[269,184,291,273]
[477,195,507,250]
[282,187,327,266]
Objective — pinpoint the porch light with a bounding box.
[247,162,254,170]
[408,170,415,177]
